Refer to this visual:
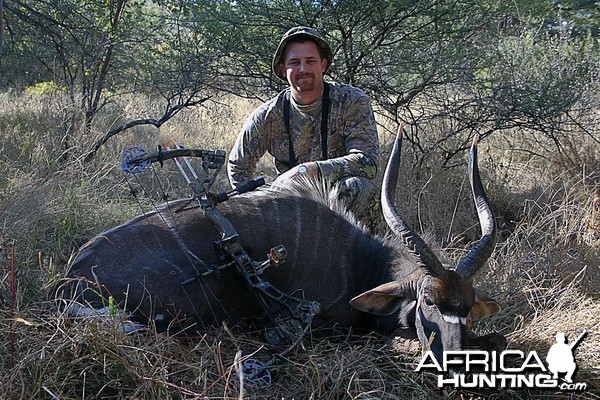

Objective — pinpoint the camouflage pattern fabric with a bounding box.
[334,176,382,233]
[227,81,380,231]
[227,82,379,187]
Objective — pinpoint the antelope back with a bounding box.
[55,187,397,331]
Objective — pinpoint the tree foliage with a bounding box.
[2,0,223,159]
[1,0,598,167]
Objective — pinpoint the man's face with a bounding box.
[280,41,327,94]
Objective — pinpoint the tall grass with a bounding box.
[0,90,598,399]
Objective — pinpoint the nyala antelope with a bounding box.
[54,129,505,363]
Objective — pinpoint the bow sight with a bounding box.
[120,140,320,388]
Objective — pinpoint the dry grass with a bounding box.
[1,91,599,399]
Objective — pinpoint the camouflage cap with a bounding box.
[272,26,333,81]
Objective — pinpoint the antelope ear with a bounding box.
[469,288,501,321]
[350,281,408,316]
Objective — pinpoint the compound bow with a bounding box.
[120,140,320,387]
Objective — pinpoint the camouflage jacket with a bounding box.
[227,82,379,187]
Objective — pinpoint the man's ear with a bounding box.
[321,58,327,73]
[279,64,287,79]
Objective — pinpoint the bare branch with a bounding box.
[85,95,211,161]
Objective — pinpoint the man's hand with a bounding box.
[274,162,320,184]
